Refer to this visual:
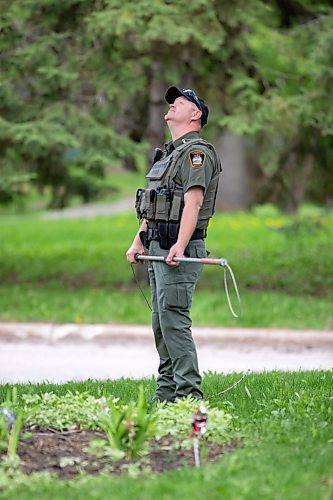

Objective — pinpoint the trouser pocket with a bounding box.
[163,272,197,311]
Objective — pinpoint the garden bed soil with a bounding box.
[7,429,239,479]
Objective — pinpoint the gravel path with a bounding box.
[0,322,332,383]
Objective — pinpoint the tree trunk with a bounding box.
[114,96,148,172]
[214,129,248,211]
[284,152,314,213]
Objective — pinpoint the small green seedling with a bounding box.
[0,388,23,468]
[90,386,156,459]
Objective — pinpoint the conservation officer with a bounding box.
[126,86,222,402]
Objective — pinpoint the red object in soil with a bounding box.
[192,405,208,436]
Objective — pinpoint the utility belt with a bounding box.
[139,222,206,250]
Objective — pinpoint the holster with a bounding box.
[139,230,149,250]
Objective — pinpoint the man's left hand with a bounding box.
[166,242,185,266]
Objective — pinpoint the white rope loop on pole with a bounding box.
[135,254,242,319]
[223,261,242,318]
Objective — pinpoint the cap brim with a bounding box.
[165,86,184,104]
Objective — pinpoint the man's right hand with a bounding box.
[126,241,145,264]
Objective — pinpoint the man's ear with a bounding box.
[192,109,202,123]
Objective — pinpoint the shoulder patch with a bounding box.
[189,150,206,168]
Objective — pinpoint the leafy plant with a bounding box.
[92,386,156,459]
[21,391,119,431]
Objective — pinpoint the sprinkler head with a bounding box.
[1,408,16,429]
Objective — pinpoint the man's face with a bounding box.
[164,97,200,126]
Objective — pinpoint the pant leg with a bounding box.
[151,240,206,400]
[148,252,176,401]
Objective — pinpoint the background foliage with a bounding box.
[0,0,332,209]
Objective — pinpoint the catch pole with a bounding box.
[135,254,227,266]
[135,254,242,318]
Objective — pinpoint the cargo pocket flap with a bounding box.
[164,272,197,285]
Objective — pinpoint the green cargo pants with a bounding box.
[148,239,206,401]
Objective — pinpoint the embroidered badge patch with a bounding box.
[189,150,206,168]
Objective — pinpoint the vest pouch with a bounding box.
[145,189,157,220]
[155,192,170,221]
[169,190,183,221]
[138,190,147,219]
[135,189,144,219]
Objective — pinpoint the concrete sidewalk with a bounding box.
[0,322,332,383]
[1,321,333,347]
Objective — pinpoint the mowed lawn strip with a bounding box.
[0,285,332,330]
[0,211,332,330]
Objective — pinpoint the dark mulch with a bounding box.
[6,429,240,479]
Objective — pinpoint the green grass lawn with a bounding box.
[0,371,332,499]
[0,209,332,329]
[0,285,332,330]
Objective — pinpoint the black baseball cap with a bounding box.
[165,86,209,126]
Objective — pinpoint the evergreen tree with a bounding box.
[0,0,332,209]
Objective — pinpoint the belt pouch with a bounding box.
[157,222,169,250]
[168,222,179,246]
